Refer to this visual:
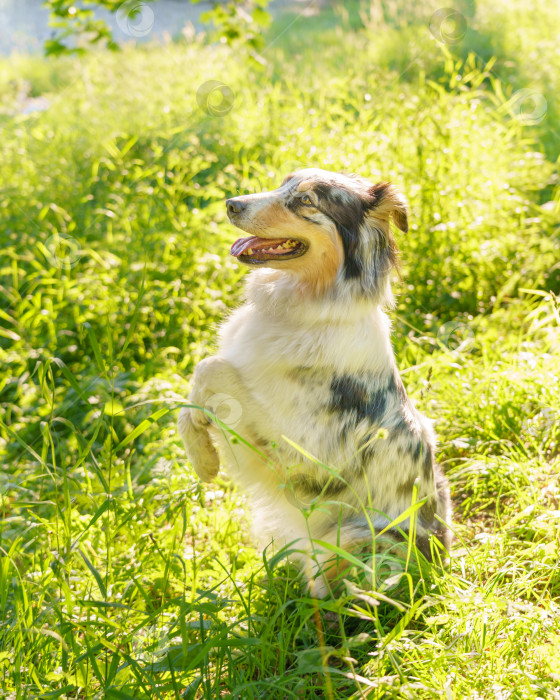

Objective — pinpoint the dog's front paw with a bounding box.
[177,407,220,482]
[192,356,234,387]
[186,431,220,482]
[189,358,243,430]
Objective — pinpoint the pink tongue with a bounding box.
[230,236,260,257]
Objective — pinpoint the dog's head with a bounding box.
[226,168,408,299]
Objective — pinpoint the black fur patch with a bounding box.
[420,496,437,524]
[291,474,347,498]
[369,182,393,206]
[329,374,389,425]
[392,416,414,441]
[412,440,423,462]
[312,182,367,280]
[422,449,434,480]
[288,366,329,385]
[357,432,379,469]
[395,476,417,499]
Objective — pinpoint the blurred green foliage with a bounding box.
[43,0,271,56]
[0,0,559,696]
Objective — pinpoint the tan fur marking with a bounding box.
[254,202,298,230]
[290,229,343,297]
[245,205,343,298]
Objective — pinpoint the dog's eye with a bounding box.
[300,194,313,206]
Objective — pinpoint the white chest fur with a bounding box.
[217,296,395,439]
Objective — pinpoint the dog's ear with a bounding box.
[368,182,409,233]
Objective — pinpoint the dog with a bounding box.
[177,168,452,596]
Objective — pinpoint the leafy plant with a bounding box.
[43,0,272,56]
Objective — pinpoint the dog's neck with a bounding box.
[244,268,395,325]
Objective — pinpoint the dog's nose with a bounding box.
[226,199,247,216]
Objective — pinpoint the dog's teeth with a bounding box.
[244,241,299,256]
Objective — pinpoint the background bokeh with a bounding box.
[0,0,559,697]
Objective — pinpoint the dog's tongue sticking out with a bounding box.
[230,236,261,257]
[230,236,301,260]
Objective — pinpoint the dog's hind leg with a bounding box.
[306,504,452,599]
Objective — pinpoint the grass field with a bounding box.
[1,0,559,697]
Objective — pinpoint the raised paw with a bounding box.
[177,407,220,482]
[189,358,243,430]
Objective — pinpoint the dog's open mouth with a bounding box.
[230,236,308,264]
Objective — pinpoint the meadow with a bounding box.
[0,0,559,697]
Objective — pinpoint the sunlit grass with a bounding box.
[0,1,559,697]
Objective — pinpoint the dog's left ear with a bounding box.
[368,182,409,233]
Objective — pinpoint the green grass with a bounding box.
[0,0,559,697]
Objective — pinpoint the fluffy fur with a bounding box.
[177,168,451,596]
